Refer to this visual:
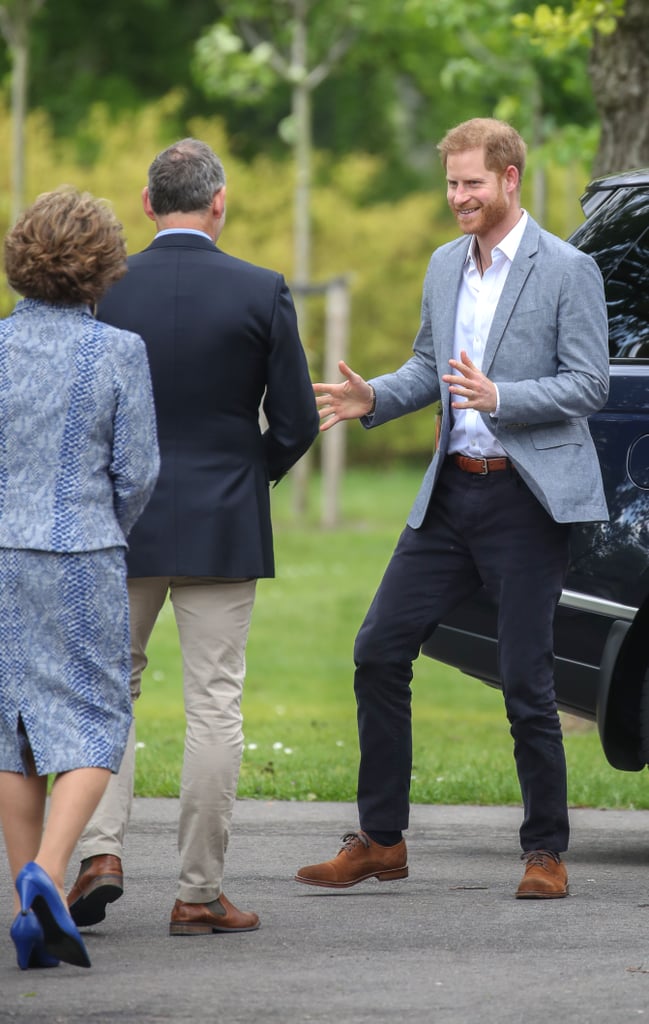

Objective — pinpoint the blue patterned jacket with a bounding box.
[0,299,159,551]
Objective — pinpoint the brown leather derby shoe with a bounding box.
[295,830,408,888]
[169,895,260,935]
[515,850,569,899]
[67,855,124,926]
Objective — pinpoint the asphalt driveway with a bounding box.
[1,798,649,1022]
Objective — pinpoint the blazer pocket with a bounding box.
[530,422,584,450]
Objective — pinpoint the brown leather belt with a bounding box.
[452,454,511,475]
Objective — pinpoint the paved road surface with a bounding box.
[1,799,649,1022]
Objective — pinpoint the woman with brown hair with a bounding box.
[0,188,159,969]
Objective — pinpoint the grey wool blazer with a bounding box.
[365,216,610,527]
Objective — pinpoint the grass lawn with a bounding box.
[133,465,649,810]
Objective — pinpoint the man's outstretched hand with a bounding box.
[442,350,497,412]
[313,360,375,432]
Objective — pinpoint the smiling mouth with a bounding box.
[456,208,480,216]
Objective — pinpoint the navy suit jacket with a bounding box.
[97,232,319,578]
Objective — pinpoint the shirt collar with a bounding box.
[465,209,529,267]
[155,228,213,242]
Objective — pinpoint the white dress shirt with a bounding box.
[155,228,213,241]
[448,210,528,457]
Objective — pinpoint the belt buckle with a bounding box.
[478,457,489,475]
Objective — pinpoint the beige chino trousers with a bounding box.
[78,576,257,903]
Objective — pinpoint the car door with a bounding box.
[557,181,649,766]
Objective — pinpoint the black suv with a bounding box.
[423,169,649,772]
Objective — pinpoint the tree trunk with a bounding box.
[589,0,649,177]
[321,278,349,528]
[290,0,313,520]
[10,29,27,224]
[0,1,46,223]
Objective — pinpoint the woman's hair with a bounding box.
[437,118,527,183]
[147,138,226,215]
[4,187,128,305]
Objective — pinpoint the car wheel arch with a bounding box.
[597,601,649,771]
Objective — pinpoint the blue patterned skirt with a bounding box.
[0,548,132,775]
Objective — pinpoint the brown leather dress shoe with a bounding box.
[169,895,260,935]
[295,830,408,888]
[67,855,124,926]
[515,850,569,899]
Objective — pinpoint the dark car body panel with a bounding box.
[422,170,649,771]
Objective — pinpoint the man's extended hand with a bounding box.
[313,360,375,432]
[442,350,498,412]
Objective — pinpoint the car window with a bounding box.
[570,187,649,359]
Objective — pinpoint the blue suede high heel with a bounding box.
[15,862,91,968]
[10,910,60,970]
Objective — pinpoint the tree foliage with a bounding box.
[1,0,643,470]
[0,0,222,146]
[514,0,649,174]
[0,0,603,188]
[190,0,600,198]
[0,0,46,219]
[513,0,625,50]
[0,94,594,464]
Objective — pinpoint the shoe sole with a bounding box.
[30,895,91,968]
[515,886,569,899]
[168,921,261,935]
[69,879,123,927]
[294,866,408,889]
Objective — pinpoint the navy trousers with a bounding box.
[354,459,571,853]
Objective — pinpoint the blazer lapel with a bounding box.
[482,217,540,375]
[434,239,469,447]
[437,237,470,365]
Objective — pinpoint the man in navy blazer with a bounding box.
[295,118,609,899]
[68,138,319,934]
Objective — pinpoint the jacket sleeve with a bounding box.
[110,333,160,537]
[361,257,442,429]
[261,277,319,482]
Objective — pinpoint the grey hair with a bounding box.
[147,138,226,215]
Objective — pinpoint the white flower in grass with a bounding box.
[152,670,165,681]
[272,741,284,750]
[284,748,293,755]
[246,743,258,750]
[335,740,344,747]
[135,742,146,750]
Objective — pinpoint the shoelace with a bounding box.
[521,850,560,868]
[340,831,369,852]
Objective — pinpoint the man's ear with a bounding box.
[213,186,226,219]
[142,186,156,222]
[504,165,520,194]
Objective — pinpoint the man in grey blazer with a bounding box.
[66,139,319,934]
[295,118,609,898]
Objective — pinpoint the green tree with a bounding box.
[193,0,599,195]
[514,0,649,175]
[0,0,222,147]
[0,0,45,221]
[193,0,421,516]
[589,0,649,174]
[0,0,602,187]
[195,0,370,313]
